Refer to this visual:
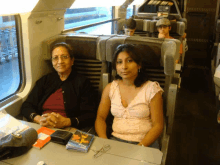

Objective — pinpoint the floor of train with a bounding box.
[166,56,220,164]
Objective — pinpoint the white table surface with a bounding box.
[0,121,163,165]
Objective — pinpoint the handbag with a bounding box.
[0,127,38,160]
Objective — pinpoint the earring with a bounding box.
[138,68,140,72]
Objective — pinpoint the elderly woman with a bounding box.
[95,44,164,148]
[21,42,96,130]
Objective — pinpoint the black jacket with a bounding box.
[21,68,97,129]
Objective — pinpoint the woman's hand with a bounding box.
[33,114,56,128]
[42,113,71,128]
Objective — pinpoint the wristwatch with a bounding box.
[30,113,38,122]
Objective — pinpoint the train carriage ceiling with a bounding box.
[0,0,147,16]
[0,0,39,16]
[70,0,125,8]
[32,0,75,12]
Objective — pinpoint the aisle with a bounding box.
[166,67,220,165]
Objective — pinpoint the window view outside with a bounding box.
[0,15,20,101]
[126,5,134,19]
[64,7,113,35]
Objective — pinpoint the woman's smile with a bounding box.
[52,46,74,75]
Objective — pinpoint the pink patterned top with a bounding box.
[109,80,163,142]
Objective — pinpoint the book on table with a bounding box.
[33,127,55,149]
[66,129,94,152]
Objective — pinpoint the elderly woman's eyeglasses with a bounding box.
[52,55,70,62]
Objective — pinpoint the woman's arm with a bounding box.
[138,92,164,147]
[21,77,46,121]
[95,83,111,139]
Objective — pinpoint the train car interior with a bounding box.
[0,0,220,164]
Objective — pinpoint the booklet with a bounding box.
[33,127,55,149]
[0,110,30,140]
[66,129,94,153]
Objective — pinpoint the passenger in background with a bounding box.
[123,18,136,36]
[156,17,183,63]
[95,44,164,148]
[21,42,96,130]
[156,17,173,39]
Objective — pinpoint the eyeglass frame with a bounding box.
[51,55,71,62]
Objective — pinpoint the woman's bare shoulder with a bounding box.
[102,82,112,95]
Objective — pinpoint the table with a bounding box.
[0,121,163,165]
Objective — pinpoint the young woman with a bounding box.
[95,44,164,148]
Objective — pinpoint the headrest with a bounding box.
[65,35,98,60]
[42,34,108,61]
[125,37,162,67]
[106,36,162,66]
[42,35,67,60]
[106,35,180,76]
[106,36,127,62]
[96,35,116,61]
[135,19,144,31]
[143,19,151,31]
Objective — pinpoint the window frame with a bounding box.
[62,6,116,34]
[0,14,25,103]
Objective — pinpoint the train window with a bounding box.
[64,7,113,34]
[126,5,134,18]
[0,15,22,101]
[76,22,112,35]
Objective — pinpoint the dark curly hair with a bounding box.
[112,44,148,87]
[124,18,136,29]
[51,42,74,59]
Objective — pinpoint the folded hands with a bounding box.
[34,112,71,128]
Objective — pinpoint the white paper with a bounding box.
[0,110,29,139]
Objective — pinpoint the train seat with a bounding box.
[104,35,180,165]
[42,34,111,100]
[149,20,187,66]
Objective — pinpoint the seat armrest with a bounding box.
[102,73,110,90]
[173,73,181,89]
[214,64,220,88]
[160,121,170,165]
[175,64,181,71]
[166,84,178,135]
